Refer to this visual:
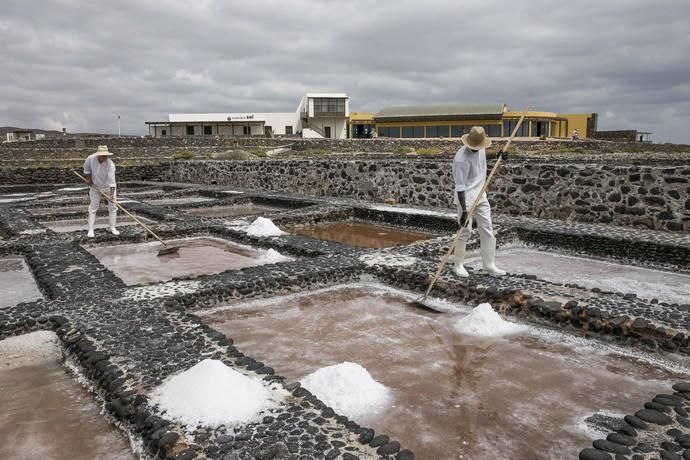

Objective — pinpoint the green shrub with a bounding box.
[394,146,415,154]
[416,147,443,155]
[248,148,267,157]
[172,151,195,160]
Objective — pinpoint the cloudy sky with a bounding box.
[2,0,689,143]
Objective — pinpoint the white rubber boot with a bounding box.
[453,240,469,278]
[480,236,506,276]
[87,211,96,238]
[109,211,120,236]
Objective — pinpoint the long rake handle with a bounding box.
[421,107,530,300]
[73,170,170,247]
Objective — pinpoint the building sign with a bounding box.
[227,114,255,121]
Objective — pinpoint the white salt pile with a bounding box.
[150,359,274,427]
[257,248,293,265]
[454,303,527,337]
[299,362,391,420]
[246,217,287,237]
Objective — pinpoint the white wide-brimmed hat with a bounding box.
[94,145,113,156]
[461,126,492,150]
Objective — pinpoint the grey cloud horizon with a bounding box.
[1,0,689,143]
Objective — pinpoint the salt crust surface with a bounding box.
[246,217,287,237]
[0,330,61,370]
[299,362,391,420]
[151,359,280,427]
[370,204,455,218]
[360,253,417,267]
[454,302,528,337]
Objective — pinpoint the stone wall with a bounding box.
[163,158,690,232]
[1,154,689,232]
[592,130,639,142]
[0,163,170,184]
[2,135,688,161]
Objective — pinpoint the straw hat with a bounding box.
[94,145,113,156]
[461,126,492,150]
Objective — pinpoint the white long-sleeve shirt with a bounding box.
[83,153,116,190]
[452,145,486,205]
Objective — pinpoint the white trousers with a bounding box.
[89,187,117,214]
[456,192,495,242]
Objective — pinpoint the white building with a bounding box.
[5,130,46,142]
[145,93,349,139]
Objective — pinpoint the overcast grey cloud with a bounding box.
[1,0,689,142]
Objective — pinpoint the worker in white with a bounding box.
[452,126,505,277]
[83,145,119,238]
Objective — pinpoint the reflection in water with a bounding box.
[466,247,690,305]
[202,285,689,460]
[0,257,43,308]
[291,221,431,248]
[0,334,134,459]
[86,237,266,285]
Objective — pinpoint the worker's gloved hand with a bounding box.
[460,210,469,228]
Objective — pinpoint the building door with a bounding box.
[324,126,331,138]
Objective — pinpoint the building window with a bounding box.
[427,125,449,138]
[378,127,401,138]
[161,130,167,136]
[203,126,212,135]
[285,125,293,135]
[503,120,529,137]
[451,125,471,137]
[403,127,423,137]
[186,125,195,136]
[243,126,251,136]
[484,124,501,137]
[313,98,345,114]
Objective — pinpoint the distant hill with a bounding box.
[0,126,114,138]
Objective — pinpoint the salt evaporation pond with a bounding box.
[0,331,134,459]
[85,236,292,285]
[290,221,432,248]
[465,247,690,305]
[0,257,43,308]
[200,284,689,459]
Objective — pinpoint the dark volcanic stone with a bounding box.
[397,449,415,460]
[674,383,690,393]
[662,441,683,452]
[579,448,613,460]
[370,434,389,448]
[646,401,672,413]
[661,451,682,460]
[635,408,673,425]
[357,428,374,444]
[656,394,686,406]
[624,415,649,429]
[678,417,690,428]
[607,433,636,446]
[377,441,401,455]
[593,439,631,455]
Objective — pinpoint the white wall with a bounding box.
[306,117,347,139]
